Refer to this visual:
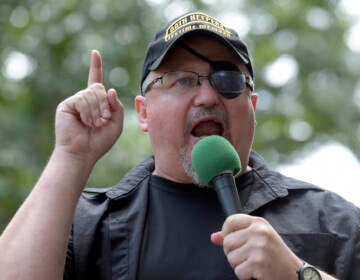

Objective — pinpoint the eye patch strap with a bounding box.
[178,42,213,64]
[178,42,240,73]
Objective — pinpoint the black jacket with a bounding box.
[64,151,360,279]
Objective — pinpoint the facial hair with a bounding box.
[180,107,229,187]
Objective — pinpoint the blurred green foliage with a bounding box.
[1,0,360,230]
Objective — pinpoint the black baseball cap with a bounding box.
[140,11,253,89]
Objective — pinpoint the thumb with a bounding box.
[107,88,123,112]
[210,231,224,246]
[107,88,124,125]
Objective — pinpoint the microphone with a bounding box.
[191,135,242,216]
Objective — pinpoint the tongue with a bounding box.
[192,121,222,137]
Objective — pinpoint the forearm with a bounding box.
[0,148,95,279]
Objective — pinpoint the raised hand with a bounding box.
[55,50,124,163]
[0,51,125,279]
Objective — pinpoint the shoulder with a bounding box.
[250,150,360,226]
[76,156,155,213]
[70,157,154,239]
[249,150,323,196]
[271,164,359,217]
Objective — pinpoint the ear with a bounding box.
[135,95,149,132]
[250,92,258,110]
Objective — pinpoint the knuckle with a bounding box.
[238,255,264,280]
[73,90,89,102]
[234,264,250,280]
[250,217,271,235]
[99,98,110,109]
[234,269,241,279]
[56,100,65,111]
[223,236,238,252]
[252,230,272,250]
[90,83,105,92]
[234,265,242,279]
[86,88,97,97]
[74,94,88,107]
[252,215,266,224]
[226,250,238,268]
[252,223,269,236]
[225,215,239,230]
[250,259,265,279]
[250,251,265,266]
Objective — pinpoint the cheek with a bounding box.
[228,101,256,144]
[147,101,186,139]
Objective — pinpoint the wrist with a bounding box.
[52,146,97,170]
[297,261,322,280]
[49,148,96,191]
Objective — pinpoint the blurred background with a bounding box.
[1,0,360,230]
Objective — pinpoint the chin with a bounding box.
[179,144,202,186]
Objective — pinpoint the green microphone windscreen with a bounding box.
[191,135,241,185]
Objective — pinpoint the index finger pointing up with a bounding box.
[88,50,103,86]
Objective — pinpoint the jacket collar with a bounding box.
[240,151,289,213]
[106,156,155,200]
[106,151,290,213]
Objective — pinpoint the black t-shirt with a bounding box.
[137,171,254,280]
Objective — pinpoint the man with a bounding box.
[0,11,359,280]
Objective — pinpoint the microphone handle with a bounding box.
[211,172,242,216]
[212,173,256,280]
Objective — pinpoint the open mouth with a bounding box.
[191,120,224,138]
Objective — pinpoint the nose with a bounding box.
[193,79,220,108]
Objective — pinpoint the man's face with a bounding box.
[135,35,258,184]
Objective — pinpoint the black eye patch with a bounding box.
[209,61,247,99]
[178,43,251,99]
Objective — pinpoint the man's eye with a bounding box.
[176,77,196,87]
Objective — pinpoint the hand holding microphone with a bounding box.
[191,136,303,280]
